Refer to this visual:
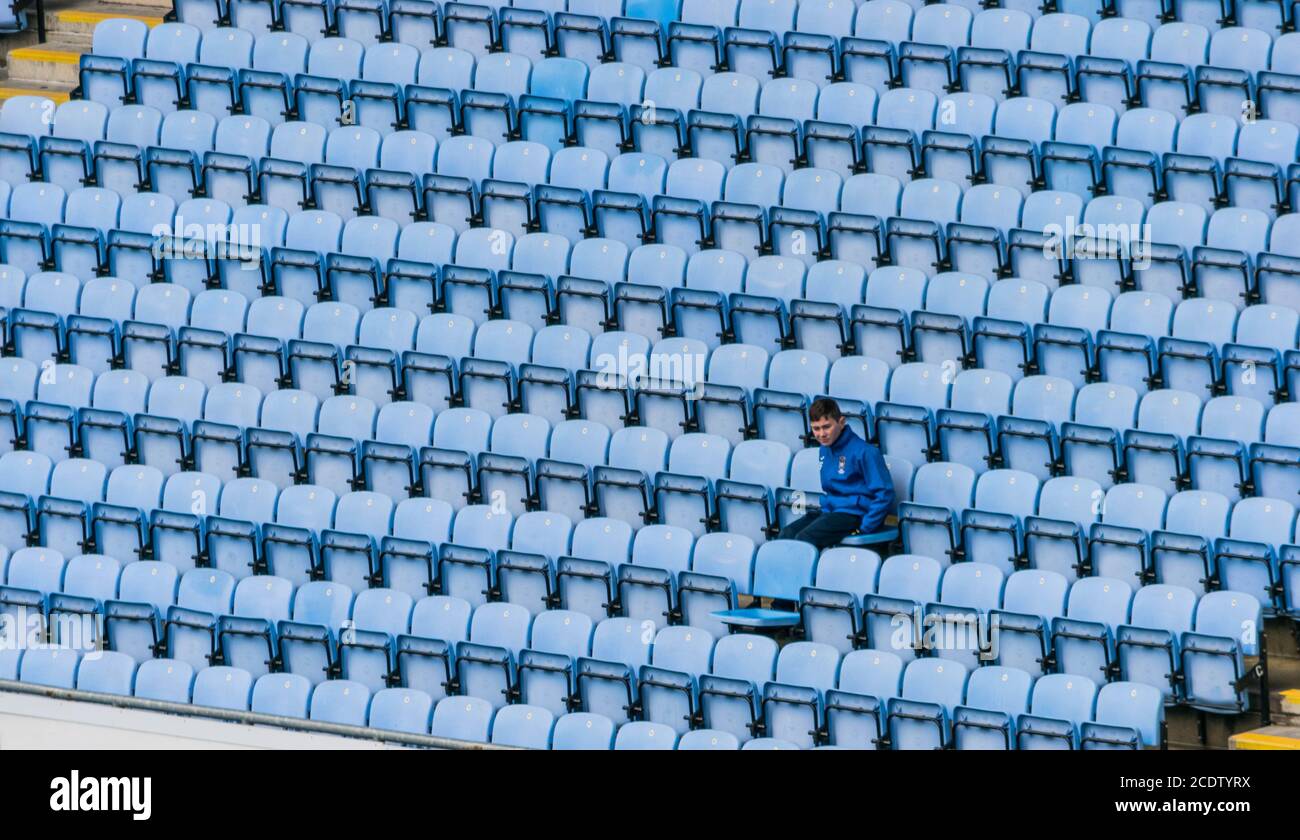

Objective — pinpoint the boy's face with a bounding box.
[811,415,846,447]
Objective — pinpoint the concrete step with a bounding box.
[1282,689,1300,716]
[5,42,82,86]
[1,1,163,51]
[0,82,73,104]
[0,27,52,53]
[106,0,174,11]
[1229,725,1300,750]
[47,7,164,38]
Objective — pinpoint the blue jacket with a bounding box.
[818,426,895,534]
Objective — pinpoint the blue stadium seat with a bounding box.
[164,567,238,671]
[431,695,494,741]
[1017,672,1098,749]
[1182,590,1262,714]
[1018,14,1090,107]
[697,632,777,744]
[677,728,740,750]
[369,686,434,733]
[1075,20,1150,115]
[612,720,677,749]
[552,711,616,749]
[951,665,1033,750]
[1051,576,1134,684]
[75,650,136,696]
[219,575,294,679]
[990,568,1068,677]
[886,657,968,750]
[960,469,1040,576]
[455,601,531,709]
[1124,389,1203,495]
[863,554,941,660]
[1151,490,1230,594]
[338,587,413,693]
[1081,681,1165,749]
[276,582,353,686]
[491,703,555,748]
[18,647,81,689]
[310,679,372,726]
[1116,583,1197,702]
[899,462,977,566]
[50,554,122,648]
[1088,482,1167,584]
[395,594,471,702]
[132,658,194,703]
[575,615,654,725]
[191,665,254,710]
[510,607,590,717]
[80,21,150,106]
[821,648,901,749]
[926,561,1005,670]
[251,673,312,718]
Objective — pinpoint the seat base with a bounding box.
[840,528,898,547]
[711,608,801,629]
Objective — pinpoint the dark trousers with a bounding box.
[778,512,860,550]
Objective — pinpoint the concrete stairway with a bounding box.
[1229,689,1300,750]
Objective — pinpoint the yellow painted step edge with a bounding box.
[1282,689,1300,705]
[8,47,82,64]
[0,87,71,104]
[1230,732,1300,750]
[57,10,163,25]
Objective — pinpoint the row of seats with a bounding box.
[10,245,1300,391]
[5,172,1300,319]
[5,204,1300,393]
[898,466,1300,614]
[15,91,1300,234]
[47,40,1300,222]
[163,0,1300,72]
[4,246,1299,360]
[75,16,1300,133]
[5,167,1300,331]
[7,251,1300,380]
[7,329,1300,508]
[7,206,1300,410]
[0,426,870,583]
[8,295,1300,497]
[5,309,1300,494]
[12,96,1300,226]
[0,540,1259,737]
[0,644,804,748]
[50,20,1300,247]
[3,402,1298,613]
[0,524,1271,678]
[4,387,1292,613]
[0,643,1171,749]
[10,230,1300,419]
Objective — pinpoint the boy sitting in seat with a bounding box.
[779,397,895,549]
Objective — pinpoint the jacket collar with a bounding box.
[826,424,858,455]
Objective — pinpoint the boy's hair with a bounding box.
[809,397,843,423]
